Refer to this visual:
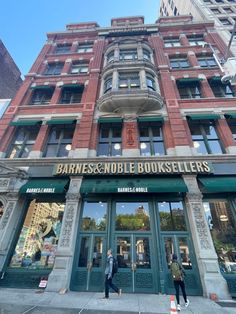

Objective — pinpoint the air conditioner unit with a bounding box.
[222,58,236,85]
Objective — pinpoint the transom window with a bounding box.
[7,126,39,158]
[44,124,75,157]
[77,44,93,53]
[44,63,63,76]
[97,123,122,157]
[54,44,71,54]
[177,80,202,99]
[158,201,187,231]
[198,56,218,67]
[170,58,190,69]
[30,87,54,105]
[188,120,224,154]
[139,122,165,156]
[119,49,138,61]
[70,62,88,74]
[119,73,140,89]
[60,86,84,104]
[164,37,181,47]
[209,79,235,98]
[187,35,205,46]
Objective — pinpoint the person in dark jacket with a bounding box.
[103,249,121,299]
[170,254,190,311]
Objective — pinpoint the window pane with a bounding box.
[159,202,173,231]
[0,201,4,220]
[92,237,103,268]
[8,145,22,159]
[171,202,186,231]
[97,143,109,156]
[136,237,151,269]
[153,142,165,156]
[9,201,64,269]
[179,238,192,269]
[111,143,122,156]
[78,237,89,267]
[44,144,58,157]
[21,145,33,158]
[140,142,151,156]
[81,202,107,231]
[203,201,236,274]
[58,144,70,157]
[208,140,223,154]
[164,237,174,268]
[116,202,150,231]
[117,237,131,268]
[193,140,208,154]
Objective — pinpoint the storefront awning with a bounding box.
[80,178,188,194]
[20,179,69,194]
[225,113,236,119]
[98,117,123,124]
[138,116,164,123]
[187,114,220,120]
[198,176,236,192]
[10,120,42,126]
[46,119,76,125]
[30,85,54,90]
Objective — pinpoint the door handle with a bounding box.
[132,262,137,271]
[87,261,92,271]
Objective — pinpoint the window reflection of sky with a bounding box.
[116,202,149,216]
[83,202,107,224]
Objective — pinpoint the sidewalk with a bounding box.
[0,288,235,314]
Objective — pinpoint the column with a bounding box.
[183,175,230,299]
[137,42,142,60]
[139,69,146,89]
[112,70,119,90]
[46,177,83,292]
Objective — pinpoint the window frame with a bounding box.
[209,80,235,98]
[198,56,218,68]
[170,58,190,69]
[44,63,64,76]
[163,37,181,47]
[97,123,122,157]
[77,44,93,53]
[177,81,202,99]
[54,44,71,54]
[139,122,165,156]
[30,88,54,105]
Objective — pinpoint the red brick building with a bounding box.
[0,15,235,299]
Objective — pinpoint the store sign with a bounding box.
[54,161,212,176]
[117,187,148,193]
[26,188,55,193]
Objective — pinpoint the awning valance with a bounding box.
[177,78,201,85]
[138,116,164,123]
[30,85,54,90]
[198,176,236,192]
[20,179,69,194]
[46,119,76,125]
[80,178,188,194]
[10,120,42,126]
[98,117,123,124]
[187,114,220,121]
[208,77,222,84]
[61,84,84,89]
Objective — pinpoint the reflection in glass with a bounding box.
[179,238,192,269]
[136,237,151,268]
[92,237,103,268]
[9,200,64,269]
[0,201,4,220]
[116,237,131,268]
[81,202,107,231]
[164,237,174,268]
[79,237,89,267]
[159,202,186,231]
[203,201,236,274]
[116,202,150,231]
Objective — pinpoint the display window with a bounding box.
[9,200,64,269]
[203,200,236,274]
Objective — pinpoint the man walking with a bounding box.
[103,249,121,299]
[170,254,190,311]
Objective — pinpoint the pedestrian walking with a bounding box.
[170,254,190,311]
[103,249,121,299]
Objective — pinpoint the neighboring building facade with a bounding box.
[0,40,22,99]
[160,0,236,58]
[0,15,235,300]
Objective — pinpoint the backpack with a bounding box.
[112,257,118,274]
[170,261,183,281]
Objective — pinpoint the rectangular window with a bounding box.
[224,7,233,13]
[70,62,88,74]
[9,200,64,270]
[30,88,54,105]
[119,49,138,61]
[54,44,71,54]
[211,8,221,14]
[209,79,235,98]
[118,73,140,89]
[188,120,224,154]
[44,124,75,157]
[44,63,63,75]
[164,38,181,47]
[77,44,93,53]
[97,123,122,157]
[158,201,187,231]
[219,18,232,25]
[198,56,218,67]
[81,201,107,231]
[60,86,84,104]
[187,35,205,46]
[139,122,165,156]
[6,126,39,158]
[177,80,202,99]
[170,58,190,69]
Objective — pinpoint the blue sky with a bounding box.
[0,0,160,77]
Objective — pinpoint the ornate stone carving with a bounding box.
[6,192,19,200]
[126,123,135,146]
[192,203,212,250]
[66,193,81,202]
[60,205,76,247]
[186,192,203,203]
[0,179,9,187]
[0,162,28,179]
[0,201,15,230]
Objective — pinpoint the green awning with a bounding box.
[30,85,54,90]
[138,116,164,123]
[10,120,42,126]
[80,178,188,194]
[198,176,236,192]
[98,117,123,124]
[20,179,69,194]
[62,84,84,89]
[177,78,201,85]
[46,119,76,125]
[225,113,236,119]
[208,77,222,84]
[187,114,220,120]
